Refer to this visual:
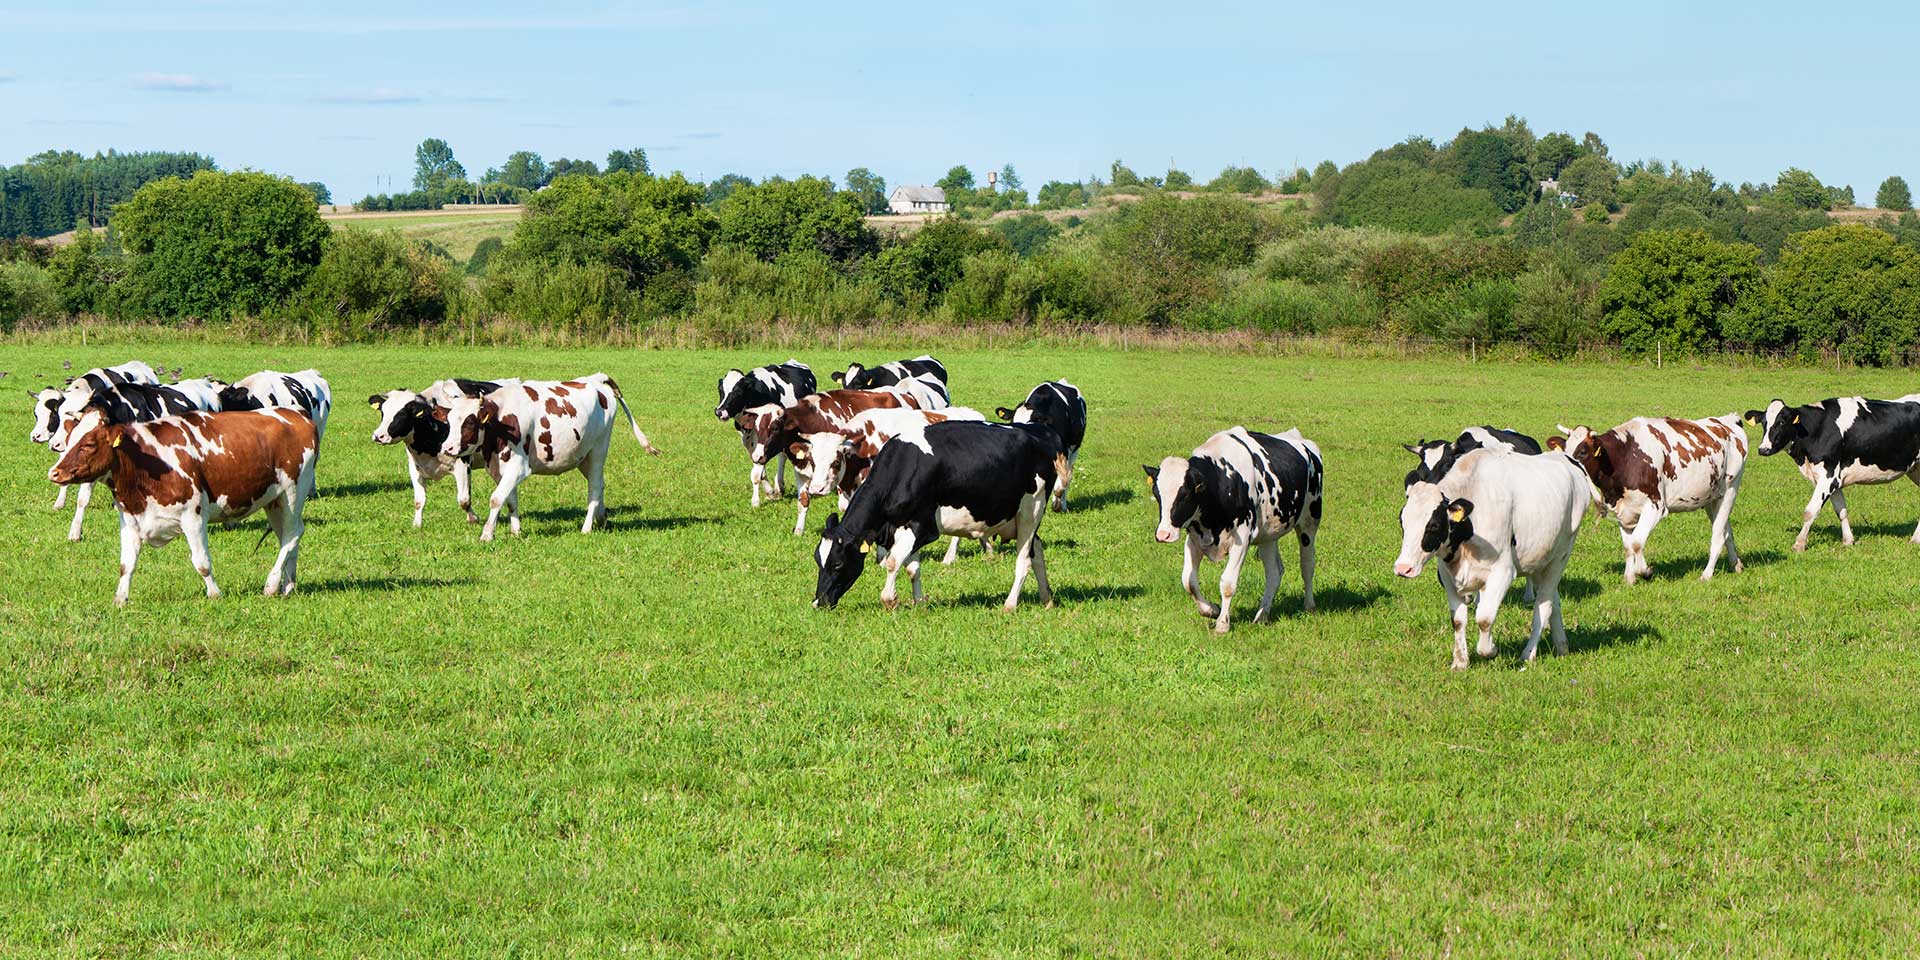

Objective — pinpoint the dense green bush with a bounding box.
[1353,236,1526,308]
[942,250,1040,323]
[1205,166,1272,193]
[1184,277,1378,334]
[1322,160,1503,234]
[1513,251,1602,355]
[1725,225,1920,364]
[115,171,328,318]
[876,218,1009,308]
[989,213,1060,257]
[295,230,462,336]
[1599,229,1759,354]
[498,171,715,293]
[466,236,504,276]
[714,176,876,262]
[0,262,58,327]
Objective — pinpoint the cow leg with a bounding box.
[1794,474,1837,552]
[1004,493,1049,612]
[1250,540,1283,624]
[1439,565,1471,670]
[1297,528,1317,613]
[1029,535,1053,608]
[1621,507,1662,584]
[580,450,607,533]
[67,480,92,542]
[1212,538,1251,634]
[773,453,787,498]
[1182,536,1220,619]
[53,483,69,510]
[1910,472,1920,543]
[879,527,916,610]
[113,512,141,607]
[1830,487,1855,546]
[941,535,962,565]
[1521,569,1564,664]
[749,460,767,508]
[1473,563,1516,660]
[907,551,926,604]
[262,496,303,597]
[793,491,810,537]
[406,456,429,528]
[1052,448,1078,512]
[1702,492,1738,578]
[480,455,530,542]
[454,459,479,524]
[183,507,220,600]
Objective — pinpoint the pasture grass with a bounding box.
[1,342,1917,957]
[328,212,521,263]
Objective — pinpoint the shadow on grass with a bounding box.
[1307,583,1389,613]
[941,583,1148,609]
[515,508,717,532]
[319,478,413,498]
[1643,548,1786,581]
[298,575,478,594]
[1567,622,1662,656]
[1064,487,1136,512]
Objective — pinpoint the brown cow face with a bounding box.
[48,412,121,485]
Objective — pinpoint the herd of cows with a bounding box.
[23,355,1920,668]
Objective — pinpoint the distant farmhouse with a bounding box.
[888,185,950,215]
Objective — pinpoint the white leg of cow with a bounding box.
[54,484,69,509]
[1702,491,1739,579]
[1910,472,1920,543]
[480,454,531,543]
[941,535,962,565]
[749,461,766,508]
[67,480,92,542]
[773,453,787,498]
[1794,473,1837,552]
[1251,540,1282,624]
[406,455,428,528]
[508,490,523,537]
[113,511,141,607]
[1029,535,1053,608]
[1212,538,1251,634]
[1004,508,1046,613]
[262,495,304,597]
[1438,565,1470,670]
[907,552,925,604]
[1182,536,1220,619]
[182,507,220,600]
[1052,448,1078,512]
[580,450,607,534]
[793,492,810,537]
[1621,507,1663,584]
[1473,562,1517,660]
[1831,487,1855,546]
[878,528,915,610]
[1297,528,1317,613]
[454,459,479,524]
[1520,569,1565,664]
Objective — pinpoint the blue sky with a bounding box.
[1,0,1914,204]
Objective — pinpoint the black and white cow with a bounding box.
[832,354,949,399]
[814,421,1065,611]
[1745,397,1920,551]
[30,361,162,531]
[46,379,226,541]
[369,379,514,527]
[995,380,1087,511]
[220,369,333,441]
[1144,426,1323,633]
[1402,426,1541,488]
[715,360,816,505]
[1393,448,1590,669]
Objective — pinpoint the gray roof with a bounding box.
[891,185,947,202]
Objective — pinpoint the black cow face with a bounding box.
[1420,498,1474,555]
[813,513,871,609]
[1745,400,1802,457]
[219,385,265,411]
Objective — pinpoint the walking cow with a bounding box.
[996,380,1087,511]
[715,360,816,506]
[1745,397,1920,551]
[370,379,514,527]
[1144,426,1323,633]
[1551,415,1748,582]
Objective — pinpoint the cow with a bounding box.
[47,380,226,542]
[831,354,949,395]
[46,407,318,605]
[734,387,947,532]
[369,378,515,527]
[51,361,164,423]
[1144,426,1324,633]
[30,361,162,528]
[715,360,816,506]
[813,420,1064,611]
[437,375,660,541]
[785,405,990,555]
[1744,397,1920,552]
[219,369,334,440]
[1402,426,1541,488]
[1549,415,1747,582]
[1393,448,1590,669]
[995,380,1087,511]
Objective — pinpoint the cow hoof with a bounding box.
[206,588,222,600]
[67,532,83,543]
[1841,538,1856,547]
[114,595,129,608]
[465,515,480,525]
[1451,659,1469,671]
[480,532,495,543]
[1792,540,1808,553]
[1732,560,1745,572]
[1212,621,1231,635]
[1302,600,1316,614]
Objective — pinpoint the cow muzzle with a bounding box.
[1393,561,1419,579]
[1154,526,1179,544]
[714,407,731,420]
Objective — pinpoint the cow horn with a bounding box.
[1555,424,1573,436]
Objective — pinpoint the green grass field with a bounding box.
[326,210,521,263]
[3,342,1918,957]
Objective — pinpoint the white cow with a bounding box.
[1394,449,1590,669]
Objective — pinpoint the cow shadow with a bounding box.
[1554,576,1604,601]
[1567,622,1661,656]
[1644,548,1785,581]
[1833,521,1920,542]
[515,507,715,532]
[941,583,1147,609]
[1064,488,1136,512]
[1307,583,1388,613]
[298,575,478,594]
[322,478,413,498]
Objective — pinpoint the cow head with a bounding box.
[47,409,121,485]
[1400,439,1449,487]
[1144,456,1227,545]
[788,432,854,499]
[714,369,748,420]
[813,512,871,609]
[1393,483,1474,578]
[832,363,864,388]
[370,390,433,446]
[218,383,265,411]
[437,396,505,460]
[27,388,62,445]
[1744,400,1798,456]
[739,405,794,466]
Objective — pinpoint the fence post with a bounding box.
[1656,341,1662,369]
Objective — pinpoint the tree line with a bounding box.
[0,150,217,237]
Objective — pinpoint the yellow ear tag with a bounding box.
[480,408,493,424]
[1447,505,1466,522]
[111,434,122,448]
[1791,413,1799,424]
[859,541,872,554]
[369,401,381,410]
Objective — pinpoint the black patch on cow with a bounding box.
[1403,426,1540,488]
[1000,381,1088,454]
[84,381,214,423]
[839,356,948,391]
[715,362,816,420]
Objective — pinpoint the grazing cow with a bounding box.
[995,380,1088,511]
[786,405,989,555]
[220,369,334,440]
[369,378,514,527]
[1402,426,1541,488]
[48,380,225,542]
[47,408,318,605]
[832,354,949,394]
[1744,397,1920,551]
[438,375,660,541]
[814,421,1064,611]
[735,388,946,531]
[715,360,816,506]
[1144,426,1324,633]
[1549,415,1747,582]
[1393,449,1590,669]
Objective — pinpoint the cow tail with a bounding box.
[605,376,661,456]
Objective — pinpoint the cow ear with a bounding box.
[1743,409,1763,425]
[430,406,448,422]
[479,401,495,424]
[368,394,385,408]
[1790,411,1799,425]
[858,541,872,554]
[830,371,845,383]
[786,441,810,461]
[995,406,1015,420]
[1142,464,1159,482]
[1448,500,1474,522]
[1546,436,1565,451]
[1402,442,1423,455]
[109,426,124,448]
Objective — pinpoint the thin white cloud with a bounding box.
[0,72,17,83]
[134,72,228,93]
[317,88,422,105]
[682,131,722,140]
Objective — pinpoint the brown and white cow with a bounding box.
[47,408,318,605]
[437,374,660,541]
[1550,415,1748,583]
[733,387,946,534]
